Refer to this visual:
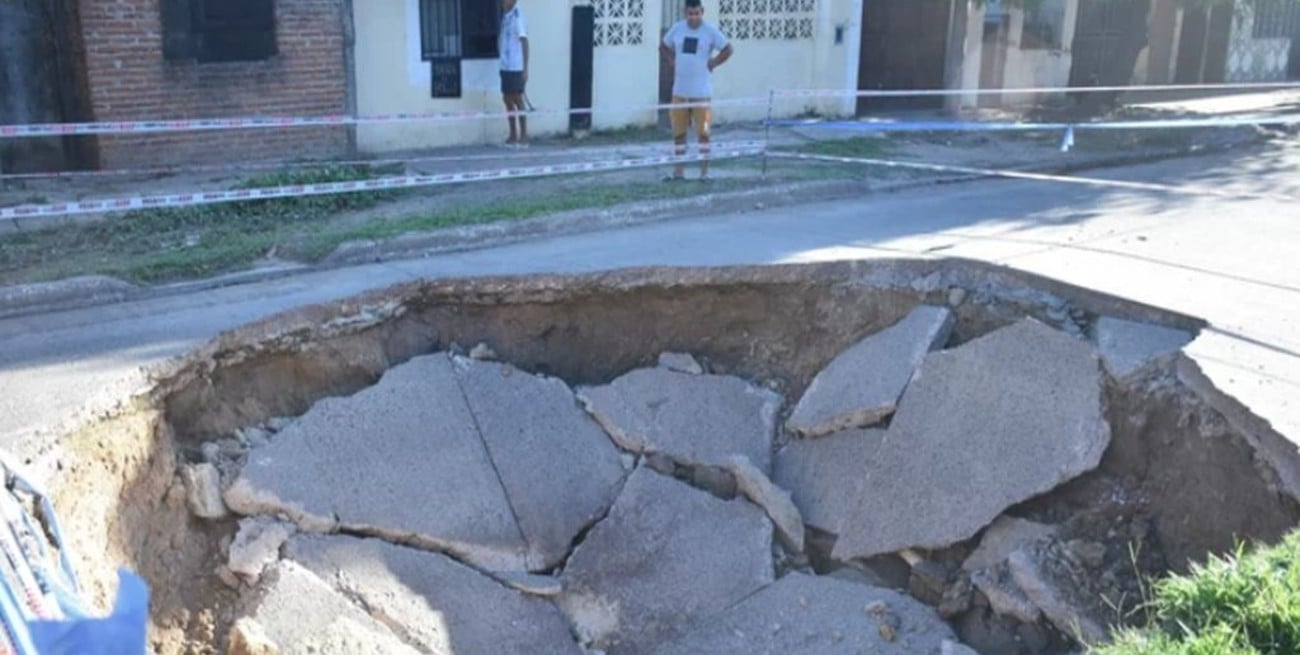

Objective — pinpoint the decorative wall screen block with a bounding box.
[594,0,645,47]
[719,0,816,41]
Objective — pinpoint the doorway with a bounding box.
[857,0,953,113]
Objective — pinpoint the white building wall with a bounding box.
[999,0,1078,105]
[353,0,861,154]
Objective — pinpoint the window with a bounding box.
[1253,1,1300,39]
[594,0,646,47]
[1022,0,1068,50]
[162,0,277,63]
[419,0,501,61]
[718,0,816,42]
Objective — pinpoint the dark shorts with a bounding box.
[501,71,525,95]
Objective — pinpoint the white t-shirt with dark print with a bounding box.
[663,20,729,99]
[499,6,528,72]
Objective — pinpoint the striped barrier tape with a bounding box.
[770,151,1300,203]
[776,81,1300,100]
[3,81,1296,139]
[0,148,765,220]
[0,97,771,139]
[0,140,768,181]
[768,113,1300,133]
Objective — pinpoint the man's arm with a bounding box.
[708,43,733,72]
[521,37,530,82]
[660,43,674,70]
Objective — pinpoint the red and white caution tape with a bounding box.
[0,148,764,220]
[771,151,1299,202]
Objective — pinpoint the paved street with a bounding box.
[1,140,1297,458]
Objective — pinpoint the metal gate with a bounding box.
[1069,0,1151,87]
[857,0,953,113]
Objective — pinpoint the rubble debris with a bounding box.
[227,518,295,584]
[970,567,1042,624]
[657,352,704,375]
[1008,548,1109,644]
[559,467,773,654]
[962,516,1059,573]
[651,573,956,654]
[469,342,498,361]
[728,454,806,553]
[287,535,580,654]
[224,354,529,571]
[834,319,1109,560]
[578,368,781,471]
[227,617,279,655]
[788,306,953,437]
[183,463,227,520]
[453,356,627,570]
[1092,317,1193,379]
[941,639,981,655]
[772,429,883,534]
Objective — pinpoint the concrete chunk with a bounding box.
[453,356,627,570]
[970,568,1042,624]
[228,518,295,584]
[243,561,420,655]
[183,463,227,520]
[225,354,527,571]
[559,467,774,655]
[962,516,1058,573]
[1092,317,1193,378]
[788,306,953,437]
[728,454,806,553]
[287,535,581,655]
[651,573,957,655]
[578,368,781,471]
[657,352,704,375]
[834,319,1110,560]
[1008,549,1109,644]
[772,429,883,534]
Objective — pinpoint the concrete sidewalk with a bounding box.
[0,139,1296,464]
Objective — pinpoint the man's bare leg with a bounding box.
[505,95,519,145]
[516,95,529,144]
[673,132,688,179]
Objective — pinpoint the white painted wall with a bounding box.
[353,0,573,153]
[957,0,1079,108]
[352,0,862,153]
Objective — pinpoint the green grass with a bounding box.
[792,136,894,159]
[1093,531,1300,655]
[0,169,752,285]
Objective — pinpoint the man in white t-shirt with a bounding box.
[660,0,733,181]
[499,0,529,146]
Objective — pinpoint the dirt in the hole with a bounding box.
[40,262,1294,654]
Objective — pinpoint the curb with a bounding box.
[0,138,1270,321]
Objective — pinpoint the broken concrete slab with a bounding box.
[834,319,1110,560]
[224,354,528,571]
[962,516,1059,573]
[657,352,704,375]
[453,356,627,570]
[243,561,420,655]
[183,463,227,520]
[728,454,805,553]
[1092,317,1193,378]
[788,306,953,437]
[226,618,278,655]
[1008,548,1109,644]
[651,572,957,655]
[559,467,774,655]
[228,517,295,584]
[287,535,581,655]
[942,640,982,655]
[577,368,781,472]
[970,567,1042,624]
[772,429,883,534]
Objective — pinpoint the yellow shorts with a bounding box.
[670,96,712,141]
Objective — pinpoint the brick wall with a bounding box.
[78,0,349,169]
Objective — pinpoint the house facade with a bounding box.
[2,0,1296,171]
